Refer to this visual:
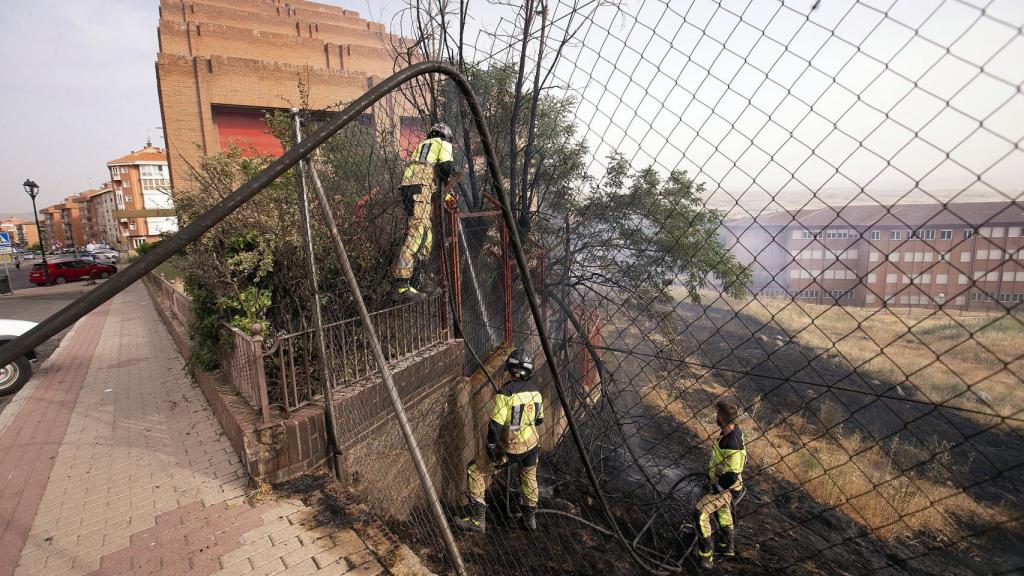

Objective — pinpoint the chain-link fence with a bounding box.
[17,1,1016,575]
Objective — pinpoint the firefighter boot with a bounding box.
[392,280,428,302]
[454,500,486,533]
[716,526,735,557]
[695,536,714,570]
[522,506,537,531]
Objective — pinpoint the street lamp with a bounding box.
[23,179,50,284]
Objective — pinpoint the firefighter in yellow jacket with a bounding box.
[455,349,544,532]
[391,122,458,301]
[693,401,746,569]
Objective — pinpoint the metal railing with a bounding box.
[147,273,194,325]
[145,271,449,423]
[218,323,273,424]
[264,293,449,412]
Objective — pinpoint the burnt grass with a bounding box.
[275,472,366,529]
[276,295,1022,574]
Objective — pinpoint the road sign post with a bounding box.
[0,232,12,295]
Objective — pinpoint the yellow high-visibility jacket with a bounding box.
[401,137,454,187]
[489,378,545,455]
[709,426,746,491]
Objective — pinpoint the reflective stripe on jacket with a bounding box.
[401,137,454,187]
[709,426,746,491]
[490,378,544,454]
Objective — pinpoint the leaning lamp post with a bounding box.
[23,179,49,284]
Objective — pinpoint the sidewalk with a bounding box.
[0,283,384,576]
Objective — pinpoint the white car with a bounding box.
[0,320,38,396]
[81,252,118,265]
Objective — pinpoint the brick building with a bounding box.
[107,144,178,250]
[79,184,123,248]
[0,218,40,248]
[723,200,1024,311]
[156,0,420,191]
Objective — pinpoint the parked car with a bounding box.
[28,260,117,286]
[22,252,36,260]
[80,252,118,265]
[0,319,38,396]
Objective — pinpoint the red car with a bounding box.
[29,260,118,286]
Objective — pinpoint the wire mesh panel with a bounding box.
[161,1,1024,574]
[373,0,1024,574]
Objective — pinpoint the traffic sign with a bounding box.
[0,232,10,247]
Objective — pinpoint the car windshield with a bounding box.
[31,263,46,269]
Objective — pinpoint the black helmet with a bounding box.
[506,348,534,379]
[428,122,454,142]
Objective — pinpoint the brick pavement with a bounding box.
[0,283,384,576]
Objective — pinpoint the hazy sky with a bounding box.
[3,0,1020,218]
[0,0,380,215]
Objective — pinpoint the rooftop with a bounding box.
[107,144,167,166]
[726,200,1024,230]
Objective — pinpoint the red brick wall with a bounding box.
[157,53,372,188]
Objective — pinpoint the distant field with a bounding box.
[610,290,1022,548]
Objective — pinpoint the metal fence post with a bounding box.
[291,109,346,480]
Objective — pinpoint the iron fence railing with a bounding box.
[146,272,194,325]
[145,271,449,422]
[264,293,450,412]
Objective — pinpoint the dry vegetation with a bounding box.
[607,293,1023,546]
[736,297,1024,418]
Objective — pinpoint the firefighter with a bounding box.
[693,401,746,570]
[455,349,544,532]
[391,122,459,301]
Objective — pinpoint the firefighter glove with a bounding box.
[444,191,458,210]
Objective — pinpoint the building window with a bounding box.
[889,252,899,262]
[869,251,879,262]
[1009,227,1021,238]
[987,271,999,281]
[992,227,1005,238]
[867,273,877,283]
[886,273,897,284]
[870,230,881,240]
[865,293,876,304]
[940,230,952,240]
[960,252,971,262]
[133,237,146,248]
[891,230,901,240]
[964,228,974,239]
[792,230,803,240]
[936,274,948,284]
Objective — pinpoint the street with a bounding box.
[0,283,95,413]
[0,260,35,291]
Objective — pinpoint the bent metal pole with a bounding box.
[0,59,634,570]
[302,141,468,576]
[290,109,345,482]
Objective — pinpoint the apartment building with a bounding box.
[0,218,40,248]
[107,144,178,250]
[723,201,1024,310]
[38,196,88,252]
[156,0,419,191]
[80,184,123,248]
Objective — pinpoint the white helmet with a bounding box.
[428,122,454,142]
[506,348,534,379]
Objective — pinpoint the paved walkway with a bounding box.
[0,283,384,576]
